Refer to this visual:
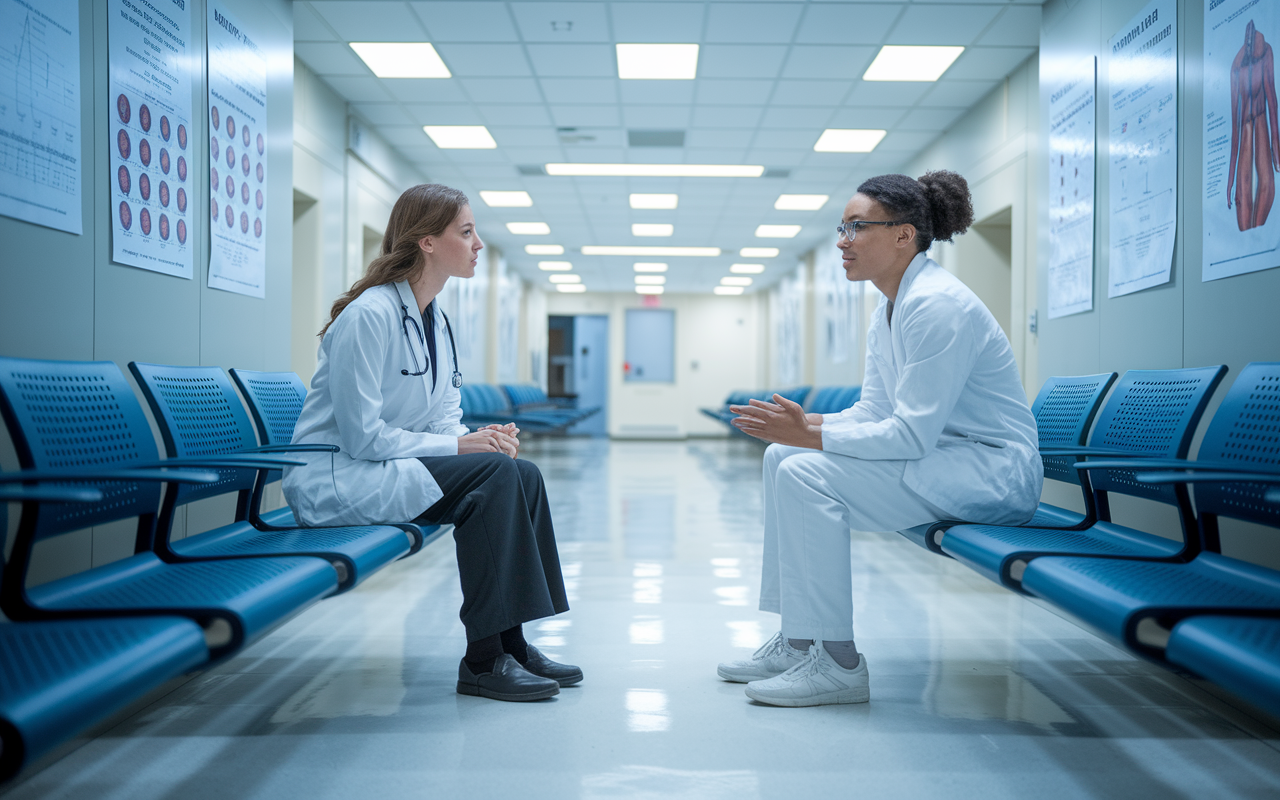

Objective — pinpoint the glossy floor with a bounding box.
[9,438,1280,798]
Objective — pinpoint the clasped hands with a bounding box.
[458,423,521,458]
[730,394,824,450]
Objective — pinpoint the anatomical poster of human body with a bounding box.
[1203,0,1279,282]
[1107,0,1178,299]
[207,4,266,298]
[1047,57,1097,319]
[108,0,193,278]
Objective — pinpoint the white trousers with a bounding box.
[759,444,948,641]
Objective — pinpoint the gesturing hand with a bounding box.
[730,394,823,450]
[458,426,520,458]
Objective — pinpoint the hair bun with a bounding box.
[917,170,974,243]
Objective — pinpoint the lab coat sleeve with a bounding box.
[822,345,892,427]
[327,304,460,460]
[821,295,979,460]
[430,379,469,437]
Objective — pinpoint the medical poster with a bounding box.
[0,0,82,234]
[207,4,266,298]
[1107,0,1178,298]
[815,240,862,363]
[1047,57,1097,319]
[1203,0,1280,281]
[108,0,193,277]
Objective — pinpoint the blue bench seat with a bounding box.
[1166,616,1280,717]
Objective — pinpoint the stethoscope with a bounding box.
[395,286,463,389]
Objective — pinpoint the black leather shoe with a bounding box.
[520,644,584,687]
[457,654,560,701]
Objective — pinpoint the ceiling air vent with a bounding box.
[628,129,685,148]
[763,168,791,179]
[516,164,546,176]
[557,127,597,144]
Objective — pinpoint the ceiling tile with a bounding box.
[977,6,1042,47]
[619,81,696,105]
[294,3,339,41]
[699,45,789,79]
[378,125,433,146]
[873,130,941,152]
[621,105,692,128]
[897,106,968,131]
[750,129,817,149]
[781,46,876,79]
[502,147,569,163]
[771,80,852,107]
[886,5,1003,47]
[490,128,563,147]
[402,103,486,125]
[526,44,617,78]
[609,2,706,41]
[944,47,1036,82]
[550,105,622,127]
[922,79,999,108]
[844,81,932,107]
[434,44,533,77]
[295,42,370,76]
[459,78,544,104]
[684,146,750,163]
[412,2,521,41]
[758,106,833,129]
[309,2,429,42]
[539,78,619,104]
[351,102,416,125]
[690,106,764,128]
[826,106,906,128]
[694,79,773,105]
[477,104,554,127]
[510,2,611,42]
[382,79,470,103]
[322,76,396,102]
[794,4,904,45]
[705,3,803,44]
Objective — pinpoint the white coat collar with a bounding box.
[893,251,932,302]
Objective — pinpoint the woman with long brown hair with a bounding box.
[283,184,581,702]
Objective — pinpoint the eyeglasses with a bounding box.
[400,304,430,377]
[836,219,905,242]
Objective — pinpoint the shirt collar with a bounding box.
[895,251,932,299]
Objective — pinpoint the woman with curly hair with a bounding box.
[719,171,1042,707]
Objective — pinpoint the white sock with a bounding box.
[823,640,860,670]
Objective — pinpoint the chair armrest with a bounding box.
[247,444,340,454]
[1134,470,1280,485]
[1039,447,1164,458]
[1070,458,1262,472]
[0,468,222,485]
[132,456,305,469]
[0,485,104,502]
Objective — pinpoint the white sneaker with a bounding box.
[744,642,869,707]
[717,631,807,683]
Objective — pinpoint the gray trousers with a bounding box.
[416,453,568,642]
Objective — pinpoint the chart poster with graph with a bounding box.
[206,4,266,299]
[1203,0,1280,282]
[0,0,83,235]
[108,0,193,278]
[1107,0,1178,299]
[1047,57,1097,319]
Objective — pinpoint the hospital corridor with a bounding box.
[2,0,1280,797]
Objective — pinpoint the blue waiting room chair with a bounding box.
[0,357,339,660]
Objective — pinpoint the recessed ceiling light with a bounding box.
[557,284,587,293]
[526,244,564,255]
[546,163,764,178]
[480,190,532,207]
[813,129,886,153]
[507,222,550,235]
[424,125,497,149]
[635,275,666,285]
[633,262,668,272]
[630,193,679,209]
[582,246,720,256]
[539,261,572,271]
[863,45,964,82]
[549,274,581,284]
[721,276,753,286]
[632,223,673,237]
[740,247,779,257]
[616,44,699,80]
[714,286,745,296]
[730,263,765,274]
[775,194,829,211]
[755,224,801,238]
[350,43,451,78]
[635,285,665,295]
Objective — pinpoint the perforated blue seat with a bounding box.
[229,369,439,549]
[1166,617,1280,716]
[941,367,1224,586]
[501,383,600,431]
[804,386,862,415]
[132,363,414,590]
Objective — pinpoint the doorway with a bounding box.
[291,189,321,384]
[952,207,1012,338]
[548,315,609,436]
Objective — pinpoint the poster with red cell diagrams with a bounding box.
[206,4,266,298]
[108,0,193,278]
[1203,0,1280,281]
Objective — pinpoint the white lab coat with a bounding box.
[820,252,1042,523]
[282,281,468,527]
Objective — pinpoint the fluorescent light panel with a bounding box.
[526,244,564,255]
[480,190,532,207]
[730,263,765,274]
[755,224,801,238]
[721,276,753,286]
[813,129,886,153]
[634,275,666,285]
[538,261,572,271]
[350,43,451,78]
[775,194,829,211]
[545,163,763,178]
[582,246,720,256]
[549,274,580,284]
[635,286,665,295]
[506,222,550,235]
[632,223,673,237]
[616,44,699,80]
[630,193,678,209]
[633,262,668,272]
[557,284,586,293]
[740,247,778,257]
[424,125,496,149]
[714,286,744,296]
[863,45,964,82]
